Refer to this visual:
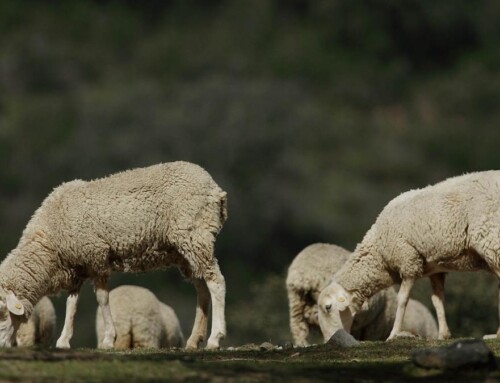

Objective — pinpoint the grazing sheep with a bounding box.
[287,243,437,346]
[318,171,500,341]
[0,161,227,350]
[96,285,184,349]
[15,297,56,347]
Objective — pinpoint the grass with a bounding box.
[0,338,499,382]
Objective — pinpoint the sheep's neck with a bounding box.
[336,250,393,302]
[0,237,66,310]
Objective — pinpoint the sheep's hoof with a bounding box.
[206,340,220,350]
[386,334,397,341]
[185,342,199,350]
[438,331,452,340]
[99,339,115,350]
[185,336,203,350]
[206,331,225,350]
[56,339,71,349]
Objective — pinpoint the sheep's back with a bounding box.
[286,243,350,294]
[30,162,226,274]
[96,285,163,349]
[365,171,500,274]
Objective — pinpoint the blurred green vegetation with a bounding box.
[0,0,500,347]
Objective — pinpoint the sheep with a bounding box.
[287,243,437,346]
[15,296,56,347]
[318,171,500,342]
[0,161,227,350]
[96,285,184,349]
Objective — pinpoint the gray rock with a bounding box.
[259,342,275,351]
[327,329,360,348]
[412,339,497,370]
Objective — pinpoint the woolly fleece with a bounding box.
[96,285,184,349]
[321,171,499,340]
[287,243,437,346]
[0,161,227,348]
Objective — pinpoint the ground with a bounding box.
[1,338,500,382]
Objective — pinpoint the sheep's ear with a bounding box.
[6,291,24,316]
[335,294,350,311]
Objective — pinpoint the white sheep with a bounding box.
[15,296,56,347]
[318,171,499,342]
[0,161,227,350]
[96,285,184,349]
[287,243,437,346]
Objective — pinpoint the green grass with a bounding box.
[0,338,499,382]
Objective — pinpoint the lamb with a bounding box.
[15,296,56,347]
[287,243,437,346]
[0,161,227,350]
[318,171,500,342]
[96,285,184,349]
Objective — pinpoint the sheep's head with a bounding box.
[318,282,358,342]
[0,290,25,347]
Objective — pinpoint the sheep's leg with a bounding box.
[94,279,116,349]
[430,273,451,340]
[186,278,210,350]
[287,289,310,347]
[56,290,80,348]
[205,263,226,350]
[387,278,414,340]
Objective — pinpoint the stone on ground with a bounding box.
[327,329,360,348]
[412,339,497,370]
